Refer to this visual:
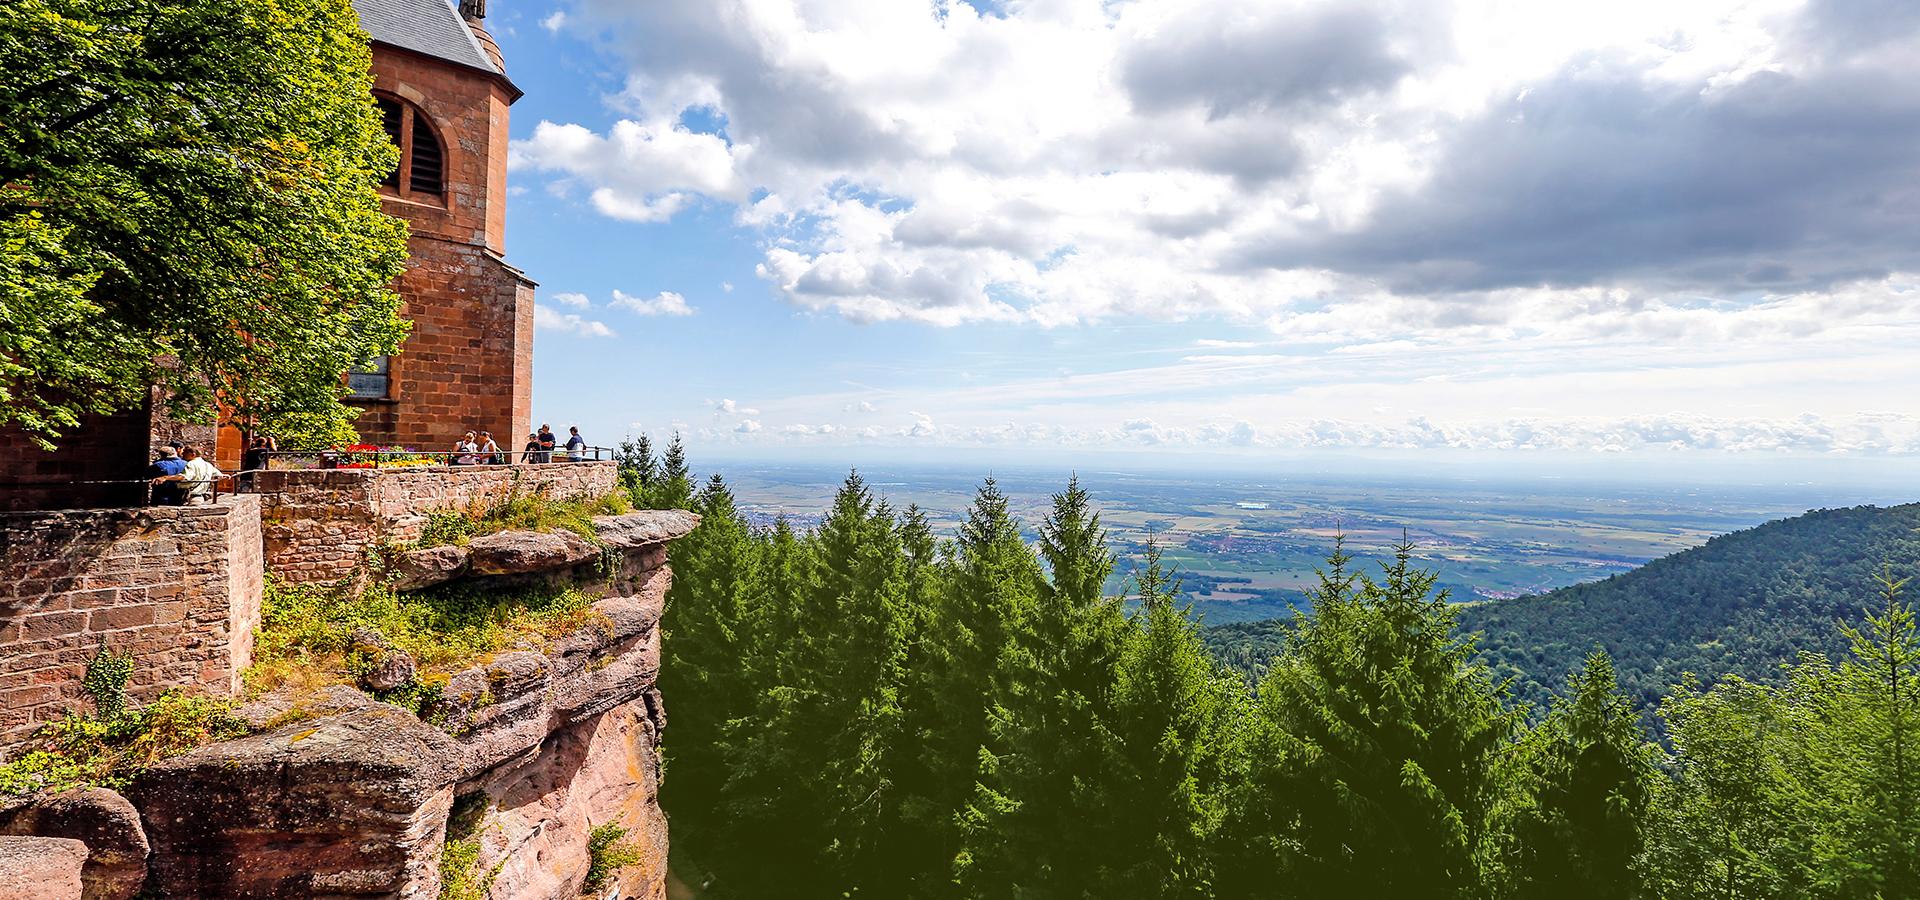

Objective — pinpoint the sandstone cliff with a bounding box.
[0,509,695,900]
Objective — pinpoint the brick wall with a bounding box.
[349,44,535,453]
[0,496,264,749]
[256,461,618,583]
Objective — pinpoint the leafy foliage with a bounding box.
[0,0,411,446]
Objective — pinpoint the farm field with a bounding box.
[712,462,1900,624]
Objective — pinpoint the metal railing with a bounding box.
[256,445,616,470]
[0,476,234,508]
[1,447,619,510]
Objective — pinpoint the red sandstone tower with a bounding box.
[348,0,535,450]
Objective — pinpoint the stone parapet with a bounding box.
[0,497,263,749]
[254,461,618,583]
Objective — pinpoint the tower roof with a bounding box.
[353,0,502,76]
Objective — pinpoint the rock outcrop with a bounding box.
[0,788,148,900]
[466,529,601,576]
[389,544,470,591]
[388,510,701,593]
[108,509,691,899]
[130,701,462,898]
[0,835,88,900]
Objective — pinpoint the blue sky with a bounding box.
[466,0,1918,481]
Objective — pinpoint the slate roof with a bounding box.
[352,0,501,75]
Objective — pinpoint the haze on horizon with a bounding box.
[492,0,1920,482]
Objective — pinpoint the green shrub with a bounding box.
[0,690,246,798]
[582,823,645,894]
[81,642,134,719]
[247,576,600,713]
[439,793,499,900]
[407,487,632,551]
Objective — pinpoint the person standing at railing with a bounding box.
[535,424,556,463]
[478,431,504,465]
[564,426,586,461]
[243,436,274,473]
[522,432,541,464]
[180,447,224,503]
[147,446,189,506]
[454,432,480,465]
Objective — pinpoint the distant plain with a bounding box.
[716,462,1908,624]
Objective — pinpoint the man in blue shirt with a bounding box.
[146,446,188,506]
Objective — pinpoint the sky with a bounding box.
[470,0,1919,481]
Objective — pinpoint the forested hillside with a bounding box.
[630,440,1920,899]
[1465,503,1920,711]
[1205,504,1920,713]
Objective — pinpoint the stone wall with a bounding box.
[255,461,619,583]
[348,42,535,452]
[0,497,264,748]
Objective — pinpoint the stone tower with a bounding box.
[347,0,535,451]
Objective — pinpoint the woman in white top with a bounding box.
[454,431,479,465]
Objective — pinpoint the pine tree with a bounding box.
[1090,536,1240,898]
[1244,537,1518,899]
[658,474,760,854]
[959,477,1129,897]
[1499,650,1655,900]
[914,479,1043,892]
[653,434,695,509]
[614,434,657,503]
[716,473,913,898]
[1828,566,1920,898]
[1644,675,1800,900]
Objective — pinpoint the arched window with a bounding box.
[374,95,445,200]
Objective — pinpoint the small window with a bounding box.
[347,356,391,400]
[373,94,444,200]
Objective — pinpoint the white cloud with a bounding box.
[735,419,762,433]
[715,398,759,416]
[550,291,592,308]
[541,10,566,33]
[609,289,695,317]
[534,304,615,337]
[721,281,734,293]
[525,0,1920,343]
[510,120,747,223]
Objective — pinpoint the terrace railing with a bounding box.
[253,445,617,471]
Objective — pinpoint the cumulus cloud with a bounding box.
[714,398,759,416]
[517,0,1920,343]
[533,304,615,337]
[735,419,762,434]
[550,291,592,308]
[541,10,566,33]
[609,289,695,317]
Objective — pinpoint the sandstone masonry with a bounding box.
[256,461,618,583]
[0,497,264,748]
